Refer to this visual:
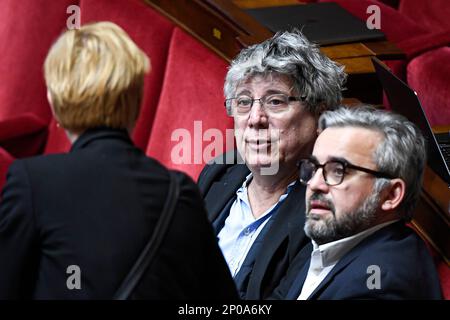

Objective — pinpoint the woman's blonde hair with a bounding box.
[44,21,150,131]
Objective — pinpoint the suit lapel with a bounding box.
[247,183,308,296]
[307,252,358,299]
[284,248,359,300]
[305,228,388,300]
[306,223,404,299]
[287,259,310,299]
[204,164,249,223]
[286,184,307,257]
[253,182,307,269]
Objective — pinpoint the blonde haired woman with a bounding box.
[0,22,236,300]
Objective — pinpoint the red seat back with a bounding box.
[146,28,234,180]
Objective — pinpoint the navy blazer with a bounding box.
[197,151,312,300]
[0,128,237,300]
[271,221,442,300]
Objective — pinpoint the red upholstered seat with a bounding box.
[399,0,450,33]
[0,0,77,166]
[407,47,450,127]
[437,259,450,300]
[0,113,48,191]
[0,113,48,159]
[0,0,70,192]
[0,0,76,122]
[146,28,234,180]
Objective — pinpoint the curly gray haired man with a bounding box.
[198,30,347,299]
[224,30,346,115]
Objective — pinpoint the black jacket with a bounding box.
[0,128,237,300]
[197,152,312,299]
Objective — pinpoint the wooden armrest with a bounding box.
[432,125,450,134]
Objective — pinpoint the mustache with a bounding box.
[306,193,336,217]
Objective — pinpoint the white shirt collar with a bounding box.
[310,220,399,270]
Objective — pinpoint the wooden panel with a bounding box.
[321,43,375,60]
[344,72,382,104]
[363,40,405,60]
[422,167,450,221]
[335,57,375,74]
[144,0,403,67]
[433,125,450,133]
[413,187,450,263]
[144,0,272,61]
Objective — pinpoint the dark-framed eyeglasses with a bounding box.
[224,93,306,115]
[297,157,395,186]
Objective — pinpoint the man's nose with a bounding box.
[248,99,268,127]
[307,168,330,193]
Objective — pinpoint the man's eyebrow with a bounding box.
[309,155,349,163]
[235,89,290,96]
[265,89,289,95]
[327,156,348,163]
[235,89,251,96]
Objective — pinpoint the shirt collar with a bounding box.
[310,220,399,269]
[235,173,297,222]
[237,173,297,195]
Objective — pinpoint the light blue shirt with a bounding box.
[218,173,296,277]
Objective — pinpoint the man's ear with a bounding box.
[381,178,405,211]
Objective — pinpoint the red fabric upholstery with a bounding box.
[0,0,76,122]
[437,260,450,300]
[43,119,71,154]
[407,47,450,127]
[0,113,47,195]
[0,0,76,159]
[0,113,48,158]
[399,30,450,60]
[79,0,175,151]
[0,147,14,195]
[408,223,449,299]
[399,0,450,32]
[146,28,234,180]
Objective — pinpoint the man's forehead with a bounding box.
[313,127,383,162]
[237,73,292,89]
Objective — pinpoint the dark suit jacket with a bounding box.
[0,128,237,300]
[272,221,442,300]
[197,152,312,300]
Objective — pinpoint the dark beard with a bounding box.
[304,192,380,245]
